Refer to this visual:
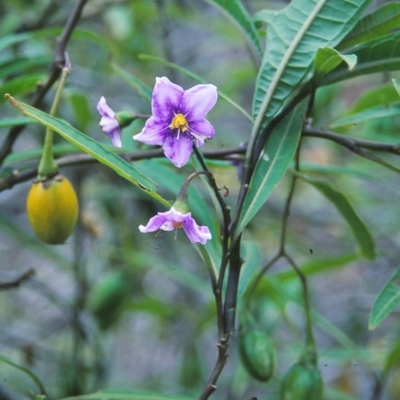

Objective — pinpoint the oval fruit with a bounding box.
[239,328,275,382]
[280,361,323,400]
[26,174,78,245]
[87,271,131,330]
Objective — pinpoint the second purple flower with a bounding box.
[133,77,218,168]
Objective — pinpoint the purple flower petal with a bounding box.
[183,219,212,244]
[134,77,218,167]
[133,116,170,145]
[163,134,193,168]
[189,119,215,146]
[139,214,169,232]
[97,97,122,148]
[138,207,211,244]
[152,77,184,120]
[181,84,218,121]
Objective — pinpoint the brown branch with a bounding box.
[0,269,35,290]
[0,146,246,192]
[302,127,400,154]
[0,0,88,165]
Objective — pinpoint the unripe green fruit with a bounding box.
[280,361,323,400]
[26,174,78,245]
[239,328,275,382]
[87,271,130,330]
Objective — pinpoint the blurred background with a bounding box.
[0,0,400,399]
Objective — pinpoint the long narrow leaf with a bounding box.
[253,0,371,135]
[323,32,400,85]
[6,95,170,208]
[205,0,262,60]
[0,354,46,395]
[369,267,400,330]
[236,101,307,236]
[340,2,400,50]
[296,172,375,260]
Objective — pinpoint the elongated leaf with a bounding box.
[277,253,357,281]
[340,2,400,50]
[296,173,375,260]
[393,79,400,97]
[346,84,399,114]
[6,96,170,208]
[323,32,400,85]
[253,9,279,25]
[383,341,400,373]
[111,62,152,102]
[236,101,307,236]
[61,389,192,400]
[237,240,260,301]
[0,74,46,103]
[331,102,400,128]
[139,54,252,121]
[253,0,371,135]
[0,354,46,395]
[0,116,36,128]
[314,47,357,76]
[369,268,400,330]
[205,0,262,59]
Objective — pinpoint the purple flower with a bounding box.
[97,96,122,148]
[139,206,212,244]
[133,77,218,167]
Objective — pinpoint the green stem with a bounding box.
[38,65,70,179]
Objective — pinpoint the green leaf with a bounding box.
[340,2,400,50]
[323,32,400,85]
[253,0,371,135]
[253,9,279,25]
[237,241,260,301]
[205,0,262,59]
[111,62,152,103]
[346,83,400,114]
[330,103,400,129]
[6,96,170,208]
[0,354,46,395]
[314,47,357,76]
[383,341,400,374]
[60,389,193,400]
[138,54,252,121]
[296,172,375,260]
[0,116,36,128]
[236,101,307,236]
[66,89,93,132]
[0,74,46,103]
[393,79,400,97]
[276,253,358,281]
[0,55,49,79]
[369,268,400,330]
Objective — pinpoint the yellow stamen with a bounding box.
[169,113,188,133]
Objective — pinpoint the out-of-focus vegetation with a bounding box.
[1,1,400,400]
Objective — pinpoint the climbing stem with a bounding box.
[38,64,71,179]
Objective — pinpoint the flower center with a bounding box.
[172,221,183,229]
[169,113,188,133]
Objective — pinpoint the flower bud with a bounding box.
[239,327,275,382]
[280,360,323,400]
[26,174,78,245]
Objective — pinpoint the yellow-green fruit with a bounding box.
[239,328,275,382]
[26,174,78,245]
[280,361,323,400]
[87,271,131,330]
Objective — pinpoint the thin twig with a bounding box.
[0,269,35,290]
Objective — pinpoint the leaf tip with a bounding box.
[4,93,19,108]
